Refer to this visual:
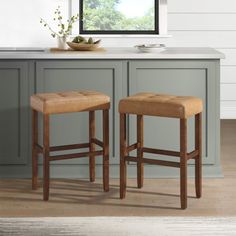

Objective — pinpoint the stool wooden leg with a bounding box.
[180,118,188,209]
[32,109,38,190]
[103,109,109,192]
[137,115,144,188]
[43,114,50,201]
[89,111,96,182]
[120,113,127,199]
[195,113,202,198]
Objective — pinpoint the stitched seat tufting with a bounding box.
[31,90,110,114]
[119,92,203,118]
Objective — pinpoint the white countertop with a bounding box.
[0,47,225,59]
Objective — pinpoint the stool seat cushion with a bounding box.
[31,91,110,114]
[119,93,203,118]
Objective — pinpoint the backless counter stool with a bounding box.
[30,91,110,201]
[119,93,203,209]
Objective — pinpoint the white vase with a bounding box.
[57,36,68,50]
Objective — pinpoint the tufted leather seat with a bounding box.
[119,92,203,118]
[31,90,110,114]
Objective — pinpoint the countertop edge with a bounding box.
[0,47,225,60]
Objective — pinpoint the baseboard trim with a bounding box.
[0,164,223,178]
[221,105,236,119]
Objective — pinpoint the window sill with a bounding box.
[69,34,172,38]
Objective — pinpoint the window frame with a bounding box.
[79,0,159,35]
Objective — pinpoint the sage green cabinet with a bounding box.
[0,62,29,165]
[36,60,124,165]
[128,60,219,165]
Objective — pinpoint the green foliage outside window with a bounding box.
[83,0,155,31]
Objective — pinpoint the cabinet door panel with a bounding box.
[129,60,218,165]
[0,62,29,164]
[36,60,123,165]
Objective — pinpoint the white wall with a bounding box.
[0,0,69,47]
[167,0,236,119]
[0,0,235,118]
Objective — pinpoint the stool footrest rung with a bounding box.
[35,144,43,153]
[50,143,90,152]
[125,156,180,168]
[142,147,180,157]
[35,143,91,153]
[142,147,198,160]
[187,150,199,160]
[91,138,104,148]
[50,150,103,161]
[127,143,138,152]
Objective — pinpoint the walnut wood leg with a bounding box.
[32,109,38,190]
[43,114,50,201]
[137,115,144,188]
[89,111,96,182]
[103,109,109,192]
[120,113,127,199]
[195,113,202,198]
[180,118,188,209]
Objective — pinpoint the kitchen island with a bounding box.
[0,47,224,178]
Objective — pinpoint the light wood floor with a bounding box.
[0,121,236,217]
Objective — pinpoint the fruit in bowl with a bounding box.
[67,36,101,51]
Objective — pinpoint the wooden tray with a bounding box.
[50,47,106,52]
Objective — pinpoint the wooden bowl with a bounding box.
[67,42,100,51]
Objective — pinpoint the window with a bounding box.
[79,0,159,34]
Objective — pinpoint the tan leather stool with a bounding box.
[30,91,110,201]
[119,93,203,209]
